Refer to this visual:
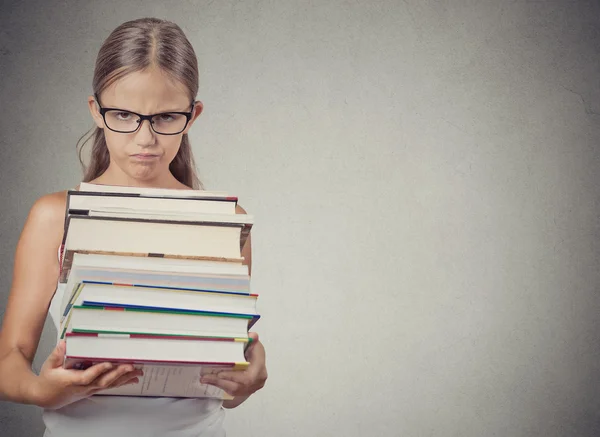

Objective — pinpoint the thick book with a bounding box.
[60,282,260,329]
[67,190,237,216]
[64,270,250,301]
[77,182,230,198]
[59,215,252,282]
[59,251,248,286]
[62,305,253,339]
[63,332,250,399]
[75,210,254,226]
[64,332,250,366]
[66,252,249,275]
[64,359,242,399]
[60,267,251,321]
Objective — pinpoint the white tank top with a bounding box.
[42,248,226,437]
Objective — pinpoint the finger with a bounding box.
[210,370,251,385]
[215,368,266,392]
[91,364,136,390]
[89,376,140,396]
[46,340,67,369]
[200,375,239,396]
[107,370,143,389]
[244,334,265,362]
[244,332,259,355]
[73,362,114,386]
[246,345,266,370]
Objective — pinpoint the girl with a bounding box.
[0,17,267,437]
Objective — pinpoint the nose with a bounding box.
[135,119,156,146]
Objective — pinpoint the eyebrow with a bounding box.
[96,95,192,113]
[104,104,192,114]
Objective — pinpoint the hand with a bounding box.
[34,340,143,410]
[200,332,267,398]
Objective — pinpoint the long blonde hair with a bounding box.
[77,17,203,189]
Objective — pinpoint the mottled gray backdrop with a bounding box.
[1,1,599,436]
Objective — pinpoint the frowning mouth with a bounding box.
[131,154,160,160]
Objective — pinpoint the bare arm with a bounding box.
[0,192,144,408]
[0,193,65,404]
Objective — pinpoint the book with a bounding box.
[59,215,251,281]
[59,251,248,285]
[64,331,250,400]
[61,282,259,330]
[83,210,253,225]
[61,268,250,318]
[78,182,230,198]
[64,360,242,399]
[66,269,250,297]
[66,252,249,275]
[68,190,237,215]
[64,305,253,339]
[64,332,250,366]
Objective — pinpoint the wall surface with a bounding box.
[0,1,599,436]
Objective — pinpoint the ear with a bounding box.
[87,95,105,129]
[183,100,203,135]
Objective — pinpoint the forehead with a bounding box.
[101,67,191,112]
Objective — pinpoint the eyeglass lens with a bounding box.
[104,110,188,134]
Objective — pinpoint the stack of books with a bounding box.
[58,182,258,400]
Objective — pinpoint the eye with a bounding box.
[114,111,133,121]
[157,113,176,122]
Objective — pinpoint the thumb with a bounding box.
[244,332,260,359]
[47,340,66,368]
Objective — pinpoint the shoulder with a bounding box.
[12,191,67,280]
[23,191,68,244]
[28,191,67,224]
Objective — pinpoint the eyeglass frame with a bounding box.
[94,93,196,135]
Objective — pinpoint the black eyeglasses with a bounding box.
[94,93,195,135]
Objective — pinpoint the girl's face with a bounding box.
[88,67,202,186]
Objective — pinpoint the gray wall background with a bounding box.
[1,1,599,436]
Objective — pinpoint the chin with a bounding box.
[123,165,167,182]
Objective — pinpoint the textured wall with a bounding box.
[0,1,599,436]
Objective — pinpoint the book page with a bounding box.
[95,364,232,399]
